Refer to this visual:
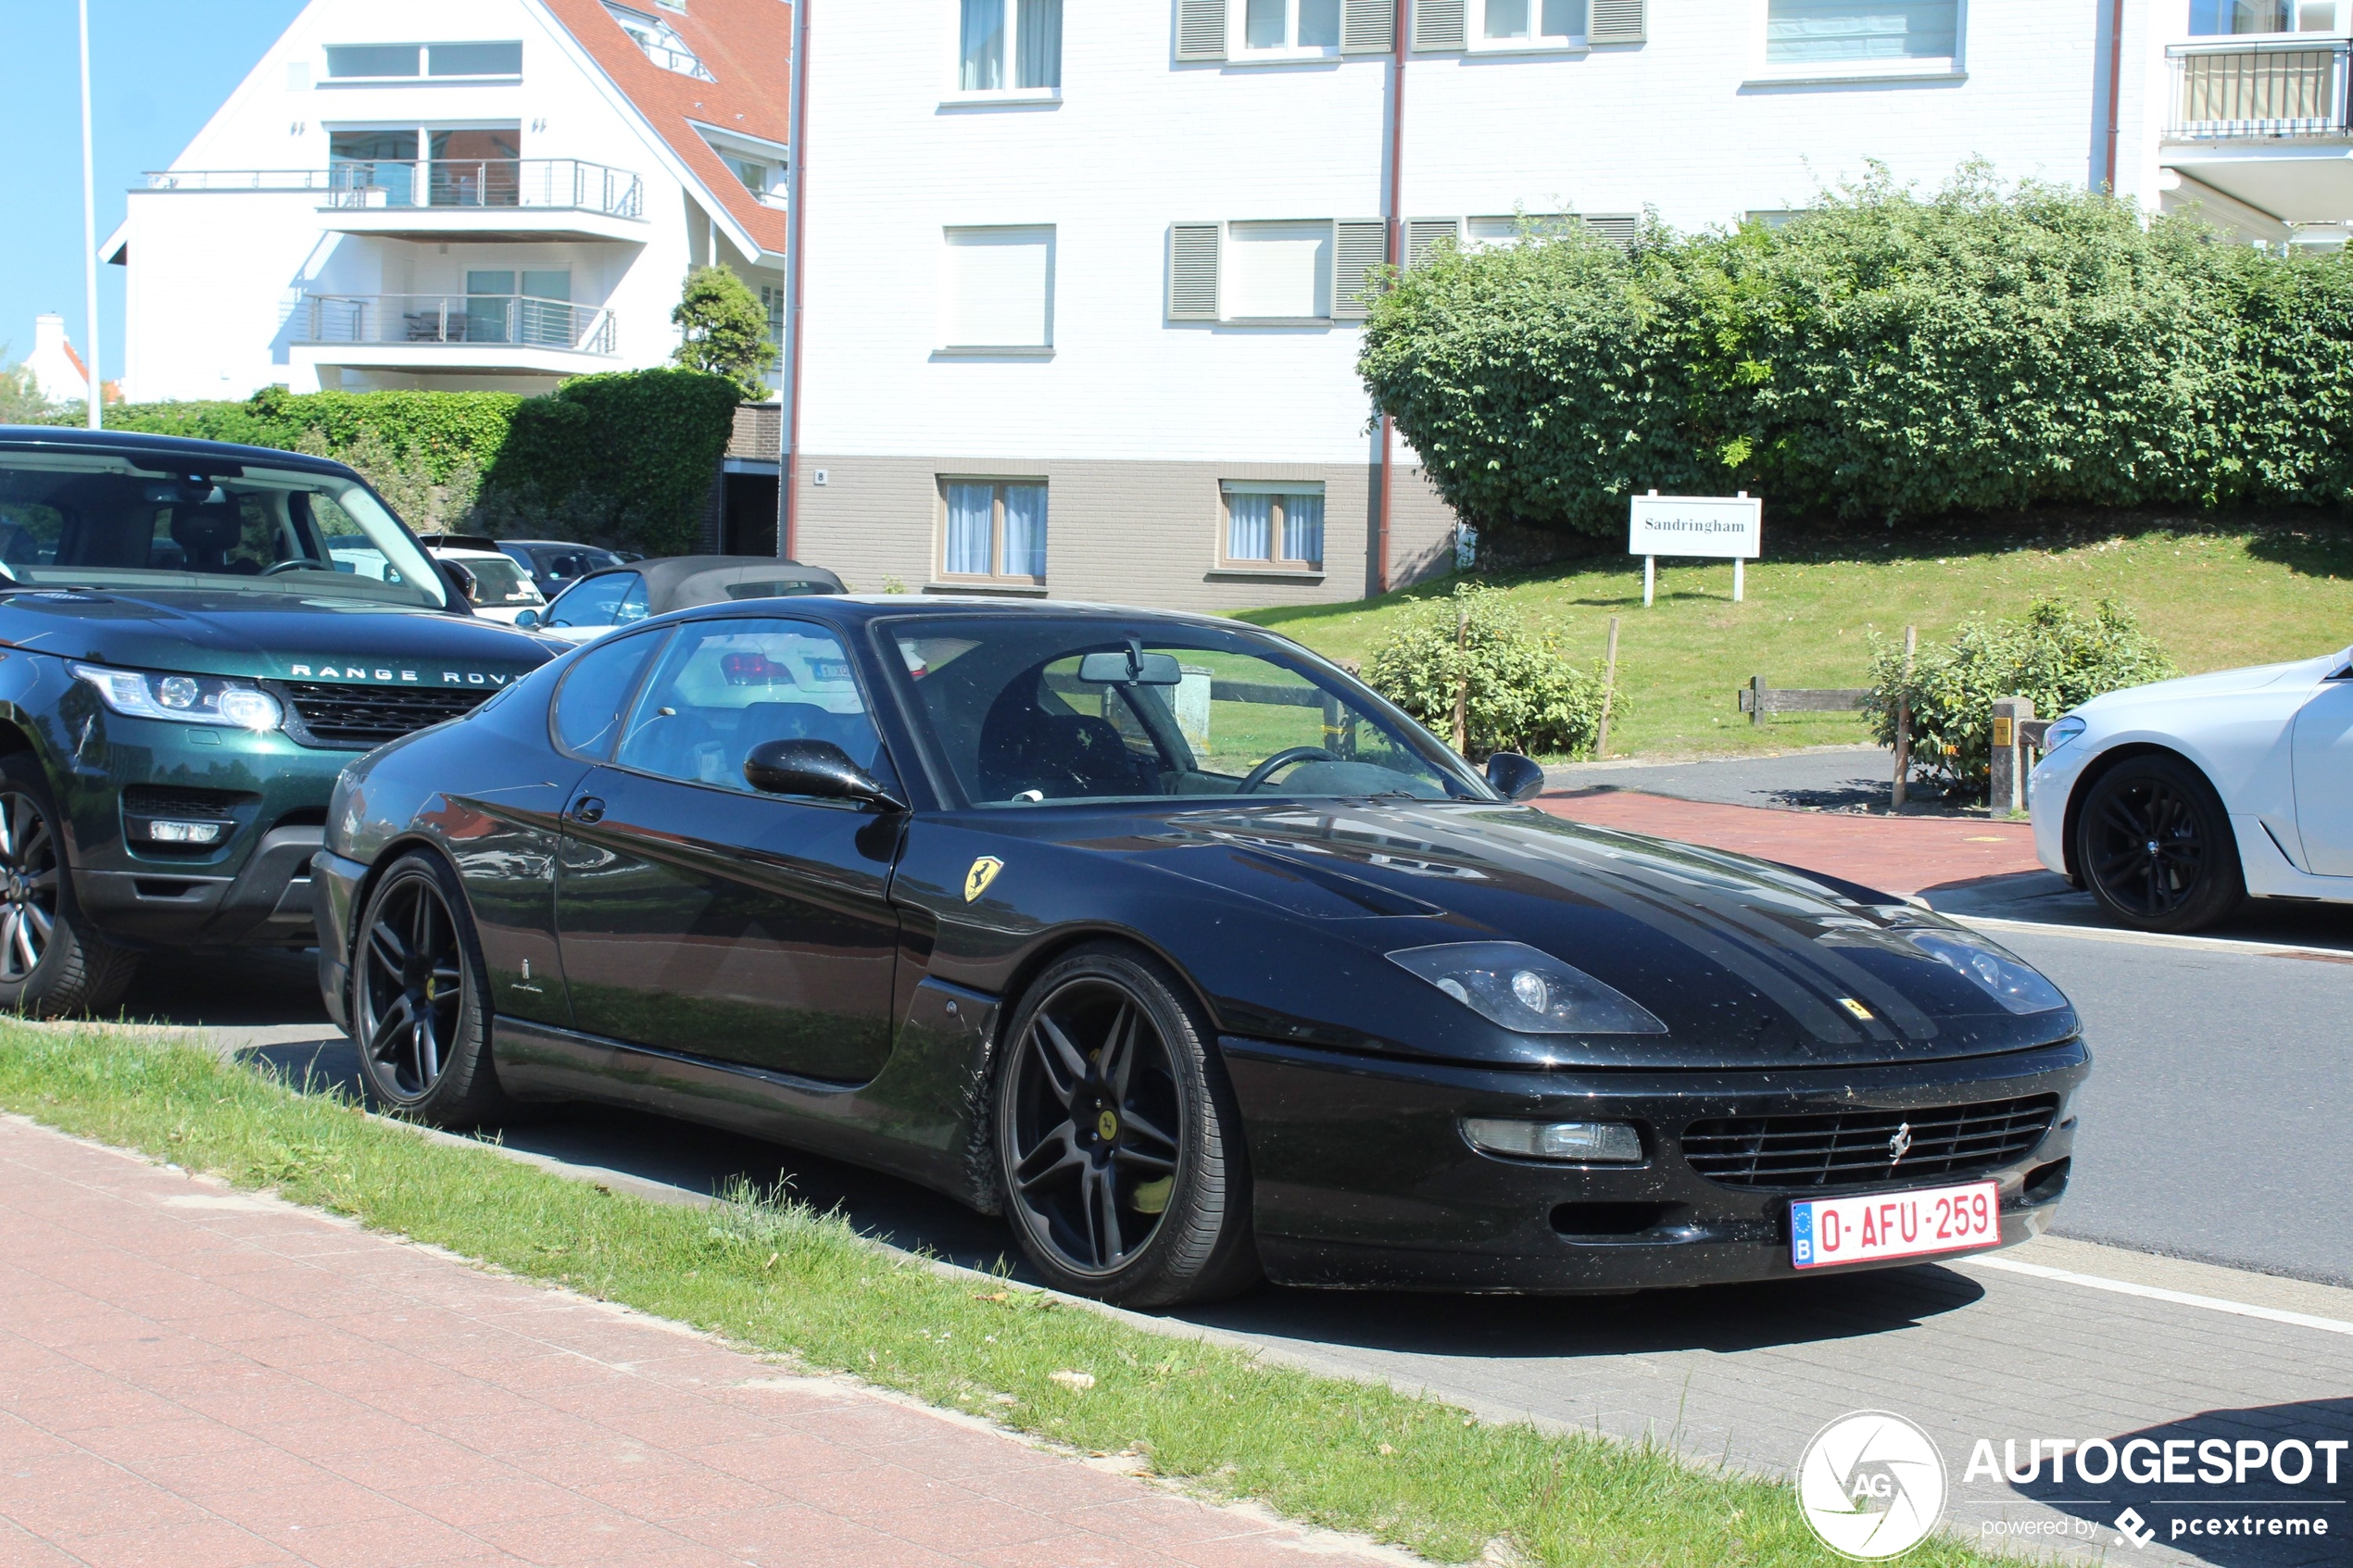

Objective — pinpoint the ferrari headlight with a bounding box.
[2042,716,2086,753]
[1903,928,2069,1015]
[72,663,283,732]
[1387,942,1667,1035]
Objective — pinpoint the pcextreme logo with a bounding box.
[1795,1411,1948,1560]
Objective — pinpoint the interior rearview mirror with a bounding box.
[1076,649,1183,685]
[743,738,906,810]
[1485,751,1547,802]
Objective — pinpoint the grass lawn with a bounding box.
[0,1020,2009,1568]
[1234,517,2353,760]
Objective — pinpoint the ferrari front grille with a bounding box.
[1680,1094,2059,1190]
[276,681,495,748]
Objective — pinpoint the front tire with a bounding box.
[0,754,140,1018]
[2075,754,2245,934]
[993,944,1259,1308]
[350,851,508,1126]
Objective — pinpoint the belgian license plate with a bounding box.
[1790,1180,2001,1270]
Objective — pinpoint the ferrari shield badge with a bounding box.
[963,856,1005,902]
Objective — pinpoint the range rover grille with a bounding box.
[1680,1095,2059,1190]
[277,682,496,748]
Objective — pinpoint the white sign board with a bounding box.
[1628,493,1762,559]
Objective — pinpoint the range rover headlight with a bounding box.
[1387,942,1667,1035]
[1902,928,2069,1015]
[72,663,283,732]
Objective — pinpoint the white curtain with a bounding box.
[1017,0,1062,88]
[1280,494,1324,564]
[1765,0,1957,63]
[946,483,994,574]
[960,0,1005,89]
[1227,494,1273,560]
[1002,485,1048,577]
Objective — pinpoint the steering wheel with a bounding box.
[258,559,318,577]
[1238,746,1338,794]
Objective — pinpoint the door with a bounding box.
[2291,671,2353,876]
[553,616,903,1084]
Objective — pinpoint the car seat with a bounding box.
[169,504,258,574]
[975,683,1149,801]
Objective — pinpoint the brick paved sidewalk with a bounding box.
[0,1116,1390,1568]
[1538,789,2043,897]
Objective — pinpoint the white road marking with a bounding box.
[1948,912,2353,962]
[1968,1255,2353,1337]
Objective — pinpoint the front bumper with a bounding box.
[2029,740,2096,880]
[1222,1035,2088,1293]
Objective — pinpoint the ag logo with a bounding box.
[963,856,1005,903]
[1795,1411,1947,1560]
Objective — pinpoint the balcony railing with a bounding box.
[298,294,618,356]
[2169,39,2353,138]
[144,169,333,191]
[323,158,644,219]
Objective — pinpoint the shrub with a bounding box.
[1362,583,1618,760]
[671,266,778,399]
[1863,598,2174,795]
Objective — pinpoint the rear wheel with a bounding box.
[351,852,508,1125]
[994,945,1258,1308]
[2075,755,2244,934]
[0,755,139,1018]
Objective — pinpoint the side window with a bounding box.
[548,571,642,628]
[553,630,667,759]
[612,619,885,794]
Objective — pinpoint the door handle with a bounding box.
[570,796,605,824]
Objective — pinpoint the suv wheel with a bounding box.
[351,851,509,1126]
[2075,754,2245,933]
[0,755,140,1017]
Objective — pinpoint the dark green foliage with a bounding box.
[671,265,779,399]
[1362,583,1618,759]
[1864,598,2176,793]
[1360,166,2353,535]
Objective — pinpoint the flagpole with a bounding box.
[79,0,103,428]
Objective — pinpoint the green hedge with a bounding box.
[87,370,740,555]
[1362,583,1617,760]
[1360,165,2353,533]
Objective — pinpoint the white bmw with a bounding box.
[2030,641,2353,932]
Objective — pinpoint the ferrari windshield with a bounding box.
[888,617,1492,807]
[0,449,449,609]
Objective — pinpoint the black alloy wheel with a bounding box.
[2075,754,2244,934]
[994,945,1258,1307]
[351,853,508,1123]
[0,755,138,1017]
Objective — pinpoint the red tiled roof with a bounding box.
[539,0,792,257]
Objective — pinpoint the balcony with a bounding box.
[320,158,647,243]
[2163,40,2353,225]
[292,293,618,381]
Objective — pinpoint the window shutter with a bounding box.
[1176,0,1227,60]
[1168,222,1222,320]
[1331,220,1390,320]
[1341,0,1395,53]
[1406,218,1459,268]
[1412,0,1466,50]
[1587,0,1644,44]
[1580,214,1639,250]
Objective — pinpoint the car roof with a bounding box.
[560,556,848,611]
[430,546,520,561]
[0,423,362,481]
[649,593,1264,640]
[504,539,616,553]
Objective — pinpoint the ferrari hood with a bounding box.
[0,587,553,684]
[1111,798,2080,1069]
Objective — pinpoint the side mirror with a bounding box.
[1485,750,1546,802]
[743,738,906,810]
[512,608,541,628]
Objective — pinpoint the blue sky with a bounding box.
[0,0,307,384]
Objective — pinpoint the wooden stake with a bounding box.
[1594,615,1620,759]
[1452,603,1470,755]
[1892,623,1917,810]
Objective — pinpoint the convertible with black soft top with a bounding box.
[315,596,2087,1305]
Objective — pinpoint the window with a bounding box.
[2192,0,2342,30]
[326,44,420,78]
[323,42,520,79]
[939,227,1053,350]
[613,620,887,792]
[760,283,786,348]
[940,481,1049,583]
[1242,0,1342,51]
[1225,221,1332,319]
[462,270,573,345]
[1763,0,1958,65]
[430,41,522,75]
[958,0,1063,91]
[1220,483,1325,571]
[554,630,666,759]
[605,4,714,79]
[547,571,649,631]
[1479,0,1586,44]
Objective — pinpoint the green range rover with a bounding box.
[0,427,555,1015]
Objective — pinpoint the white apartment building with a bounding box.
[784,0,2353,610]
[106,0,792,412]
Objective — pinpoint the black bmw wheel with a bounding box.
[352,853,507,1123]
[994,945,1258,1307]
[0,755,137,1018]
[2076,755,2244,934]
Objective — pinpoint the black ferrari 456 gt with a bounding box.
[316,598,2087,1306]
